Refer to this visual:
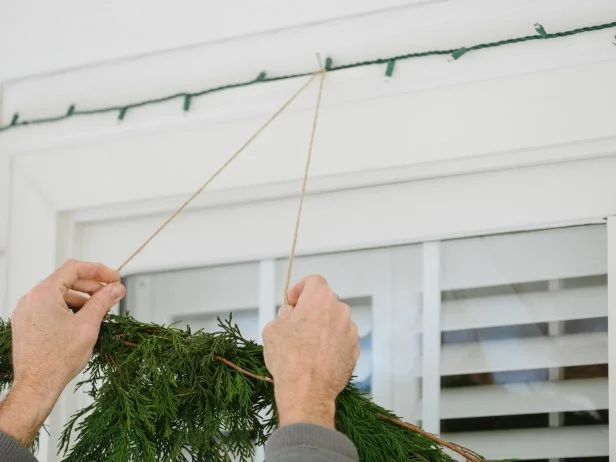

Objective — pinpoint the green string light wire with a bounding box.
[1,20,615,133]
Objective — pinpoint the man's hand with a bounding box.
[0,259,126,447]
[262,275,360,429]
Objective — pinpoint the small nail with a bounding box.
[110,283,126,301]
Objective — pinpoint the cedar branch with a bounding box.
[215,355,484,462]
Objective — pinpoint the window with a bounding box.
[439,225,608,460]
[124,225,609,461]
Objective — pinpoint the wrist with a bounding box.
[12,374,63,410]
[0,381,59,447]
[275,383,336,429]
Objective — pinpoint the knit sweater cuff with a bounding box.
[0,431,37,462]
[265,423,359,461]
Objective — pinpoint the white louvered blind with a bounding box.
[439,225,608,461]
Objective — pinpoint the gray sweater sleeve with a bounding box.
[265,423,359,462]
[0,431,37,462]
[1,425,359,462]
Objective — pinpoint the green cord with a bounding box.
[1,20,615,133]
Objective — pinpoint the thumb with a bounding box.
[77,282,126,323]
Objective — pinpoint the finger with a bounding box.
[64,290,90,310]
[45,260,120,293]
[76,283,126,324]
[287,274,328,306]
[277,305,293,321]
[71,279,105,296]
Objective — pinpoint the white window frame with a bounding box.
[4,150,616,461]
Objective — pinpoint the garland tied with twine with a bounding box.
[1,20,615,133]
[0,315,487,461]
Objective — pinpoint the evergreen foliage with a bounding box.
[0,315,485,461]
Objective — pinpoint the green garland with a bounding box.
[1,20,614,133]
[0,315,486,461]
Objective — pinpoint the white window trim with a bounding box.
[421,241,441,434]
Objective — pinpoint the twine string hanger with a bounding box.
[282,67,326,305]
[116,71,318,273]
[117,67,327,305]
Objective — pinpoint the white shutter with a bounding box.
[438,225,608,461]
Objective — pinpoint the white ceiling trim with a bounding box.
[2,0,614,123]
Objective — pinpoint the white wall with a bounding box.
[1,0,614,81]
[0,0,421,80]
[0,251,5,317]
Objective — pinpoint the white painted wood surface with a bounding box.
[441,331,607,375]
[441,285,607,332]
[444,425,609,460]
[441,378,608,419]
[72,156,614,277]
[422,242,441,434]
[440,225,607,291]
[4,61,616,212]
[258,260,276,344]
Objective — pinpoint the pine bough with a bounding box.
[0,315,486,461]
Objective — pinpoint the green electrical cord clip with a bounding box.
[535,23,549,38]
[385,60,396,78]
[118,107,129,121]
[451,47,469,60]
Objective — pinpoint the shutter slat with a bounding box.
[443,425,609,460]
[441,378,607,419]
[441,226,606,291]
[442,285,606,332]
[442,332,607,376]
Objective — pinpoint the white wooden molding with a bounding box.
[65,155,613,276]
[5,163,57,462]
[421,242,441,434]
[57,135,616,226]
[5,59,616,214]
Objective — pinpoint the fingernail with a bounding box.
[110,283,126,301]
